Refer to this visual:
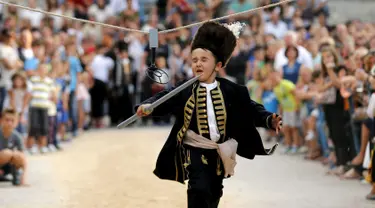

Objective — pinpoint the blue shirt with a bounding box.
[68,56,83,91]
[282,62,301,84]
[262,90,278,113]
[24,57,39,71]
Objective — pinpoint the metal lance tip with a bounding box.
[146,28,169,84]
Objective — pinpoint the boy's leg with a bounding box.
[282,112,293,151]
[186,147,224,208]
[27,108,37,151]
[0,149,13,166]
[38,108,50,153]
[10,150,27,185]
[290,111,301,151]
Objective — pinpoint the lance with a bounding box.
[117,74,201,128]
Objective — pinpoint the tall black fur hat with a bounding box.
[191,21,244,67]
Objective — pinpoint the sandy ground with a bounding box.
[1,127,375,208]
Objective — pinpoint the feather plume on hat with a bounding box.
[191,21,246,67]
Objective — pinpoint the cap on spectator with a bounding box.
[191,22,238,67]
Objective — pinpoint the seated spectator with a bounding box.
[0,108,27,186]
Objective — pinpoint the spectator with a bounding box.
[3,72,30,138]
[26,64,55,154]
[0,29,23,112]
[66,42,82,137]
[88,44,114,128]
[274,31,313,71]
[270,70,300,154]
[0,108,27,186]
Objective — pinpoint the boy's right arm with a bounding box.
[135,81,185,118]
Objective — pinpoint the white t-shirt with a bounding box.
[367,93,375,118]
[90,55,115,83]
[0,44,21,87]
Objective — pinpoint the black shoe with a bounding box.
[11,166,22,186]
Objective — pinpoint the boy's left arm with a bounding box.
[240,86,279,130]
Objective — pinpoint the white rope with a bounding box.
[0,0,294,35]
[158,0,295,34]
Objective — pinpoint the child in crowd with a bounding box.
[55,60,71,142]
[261,76,279,142]
[26,64,55,154]
[47,65,60,151]
[247,69,263,104]
[77,71,91,133]
[270,70,300,154]
[4,72,30,138]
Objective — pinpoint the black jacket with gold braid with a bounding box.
[137,77,278,184]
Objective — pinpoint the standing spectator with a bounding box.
[318,46,355,175]
[89,45,114,128]
[26,64,54,154]
[270,70,300,153]
[274,31,313,71]
[77,71,90,133]
[0,29,23,112]
[55,59,70,142]
[47,67,59,151]
[282,45,305,84]
[3,72,29,139]
[66,42,82,136]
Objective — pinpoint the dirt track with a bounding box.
[0,127,374,208]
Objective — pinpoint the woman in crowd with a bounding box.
[319,46,355,175]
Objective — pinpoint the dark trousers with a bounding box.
[108,85,133,126]
[48,116,58,146]
[186,146,224,208]
[69,91,78,135]
[324,108,356,166]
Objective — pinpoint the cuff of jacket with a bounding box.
[265,114,278,130]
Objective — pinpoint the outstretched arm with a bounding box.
[240,86,277,130]
[135,81,187,117]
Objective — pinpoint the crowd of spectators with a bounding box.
[0,0,374,201]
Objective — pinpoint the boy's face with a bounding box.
[269,71,280,87]
[39,65,48,76]
[191,48,220,83]
[2,113,17,130]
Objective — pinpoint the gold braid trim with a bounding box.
[175,83,197,182]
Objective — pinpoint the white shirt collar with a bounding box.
[200,80,218,91]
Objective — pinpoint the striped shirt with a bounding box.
[29,76,54,109]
